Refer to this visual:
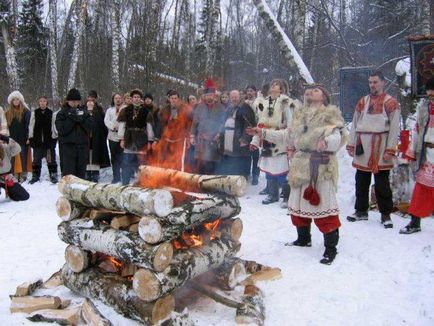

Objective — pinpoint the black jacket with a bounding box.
[88,108,110,167]
[8,109,30,146]
[55,104,93,145]
[117,104,153,151]
[31,108,54,148]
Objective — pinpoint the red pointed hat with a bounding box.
[204,78,216,94]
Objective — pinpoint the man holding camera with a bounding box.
[346,71,400,228]
[55,88,94,179]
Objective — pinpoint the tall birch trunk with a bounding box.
[67,0,86,91]
[111,0,120,90]
[49,0,59,102]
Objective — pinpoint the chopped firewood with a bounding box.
[188,281,243,309]
[58,175,174,218]
[138,165,247,197]
[138,195,241,244]
[212,259,247,290]
[61,265,175,325]
[10,296,62,314]
[65,245,92,273]
[58,219,173,272]
[129,223,139,233]
[159,310,195,326]
[236,259,273,274]
[89,209,126,220]
[14,279,42,296]
[241,268,282,285]
[121,263,137,278]
[81,298,113,326]
[132,238,240,302]
[110,215,141,230]
[220,218,243,242]
[236,285,265,326]
[98,260,119,274]
[42,271,63,289]
[27,307,81,325]
[60,299,71,309]
[56,196,88,221]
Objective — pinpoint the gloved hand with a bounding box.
[0,134,10,144]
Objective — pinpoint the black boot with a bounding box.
[381,214,393,229]
[320,229,339,265]
[85,171,92,181]
[48,164,58,184]
[259,179,269,195]
[399,216,421,234]
[91,171,100,183]
[262,178,279,204]
[286,226,312,247]
[29,165,41,184]
[347,210,368,222]
[251,175,259,186]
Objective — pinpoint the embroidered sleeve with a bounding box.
[385,97,400,114]
[355,97,365,113]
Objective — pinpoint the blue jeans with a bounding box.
[122,153,141,185]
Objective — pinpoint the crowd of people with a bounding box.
[0,72,433,265]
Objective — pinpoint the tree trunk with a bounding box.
[252,0,314,84]
[58,218,174,272]
[58,175,174,218]
[49,0,59,102]
[235,285,265,326]
[61,265,175,325]
[111,0,120,90]
[67,0,87,90]
[138,165,247,197]
[132,238,240,302]
[55,196,88,221]
[0,23,20,90]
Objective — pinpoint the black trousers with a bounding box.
[198,160,217,175]
[355,169,393,215]
[109,140,123,182]
[251,149,260,178]
[0,182,29,201]
[33,146,57,173]
[61,144,88,179]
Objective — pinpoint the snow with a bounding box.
[1,151,434,325]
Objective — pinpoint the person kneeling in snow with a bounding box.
[0,134,30,201]
[400,77,434,234]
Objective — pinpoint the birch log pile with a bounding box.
[236,285,265,326]
[58,219,173,272]
[133,238,240,302]
[138,165,247,197]
[58,175,174,217]
[61,265,175,325]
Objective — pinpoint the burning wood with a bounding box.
[58,175,174,218]
[61,265,175,325]
[58,218,174,272]
[138,165,247,197]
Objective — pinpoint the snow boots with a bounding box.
[259,179,269,195]
[320,229,339,265]
[399,216,421,234]
[86,171,100,183]
[380,214,393,229]
[262,178,279,204]
[347,210,368,222]
[29,165,41,184]
[251,175,259,186]
[287,226,312,247]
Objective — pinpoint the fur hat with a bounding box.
[130,89,143,98]
[426,77,434,91]
[66,88,82,101]
[7,91,28,109]
[144,93,154,101]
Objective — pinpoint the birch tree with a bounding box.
[111,0,120,90]
[67,0,86,91]
[49,0,59,102]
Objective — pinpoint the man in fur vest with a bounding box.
[250,79,300,205]
[117,89,155,185]
[347,71,400,228]
[28,96,58,184]
[248,85,347,264]
[400,77,434,234]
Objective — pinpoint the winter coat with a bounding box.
[222,102,256,157]
[8,109,30,147]
[347,93,400,173]
[0,138,21,174]
[117,104,154,152]
[55,104,94,145]
[191,102,225,162]
[104,106,122,142]
[88,107,110,167]
[29,108,55,148]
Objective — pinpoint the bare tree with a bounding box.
[111,0,121,90]
[49,0,59,102]
[67,0,86,91]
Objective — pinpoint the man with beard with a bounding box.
[190,79,225,174]
[347,71,400,228]
[155,90,193,171]
[117,89,155,185]
[55,88,94,179]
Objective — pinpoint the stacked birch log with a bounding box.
[55,171,251,325]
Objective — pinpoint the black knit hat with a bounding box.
[88,90,98,98]
[130,89,143,98]
[144,93,154,101]
[66,88,82,101]
[426,77,434,91]
[246,85,257,91]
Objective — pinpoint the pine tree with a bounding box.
[17,0,47,96]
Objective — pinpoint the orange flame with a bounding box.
[172,218,222,250]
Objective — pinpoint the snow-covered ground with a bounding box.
[1,150,433,325]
